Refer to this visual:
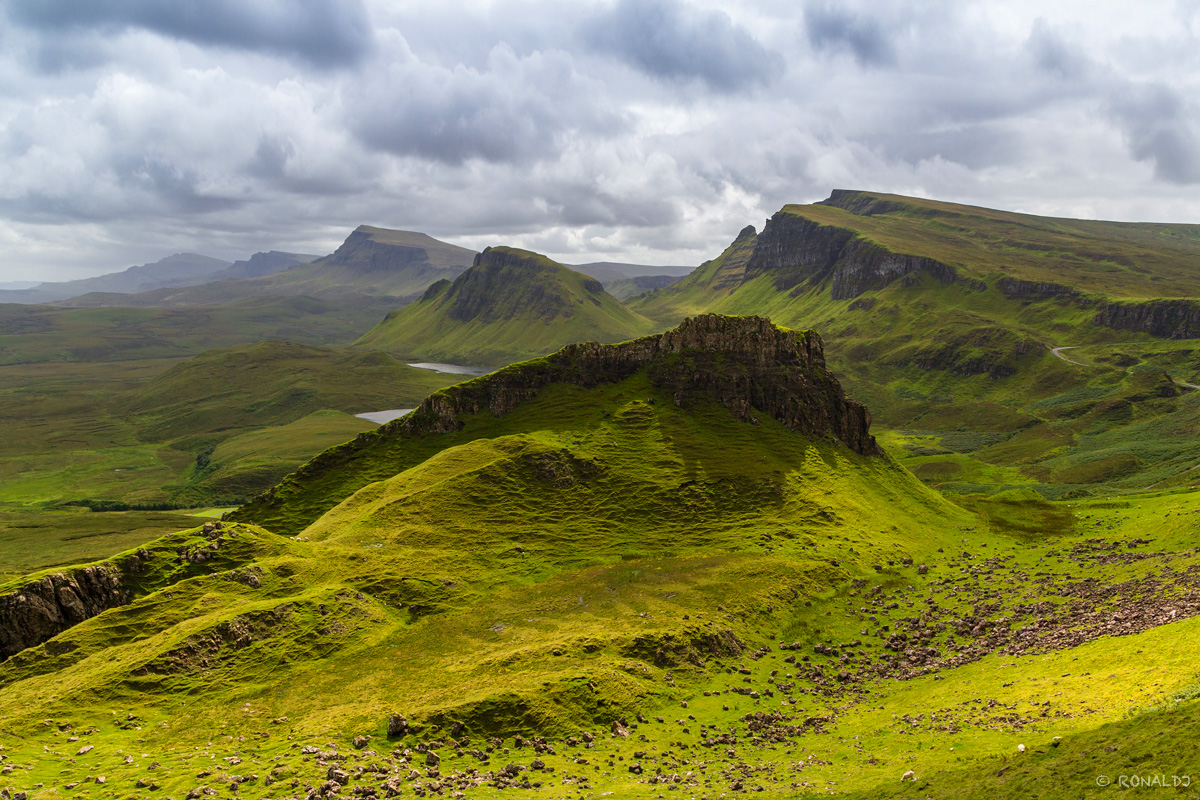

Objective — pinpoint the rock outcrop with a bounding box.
[743,212,958,300]
[0,565,129,660]
[1093,300,1200,339]
[997,277,1079,299]
[392,314,880,455]
[238,315,882,534]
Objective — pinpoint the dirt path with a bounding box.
[1050,342,1200,389]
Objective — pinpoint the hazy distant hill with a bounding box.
[357,245,656,365]
[204,250,319,282]
[0,253,232,304]
[58,226,477,308]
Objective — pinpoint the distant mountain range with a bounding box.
[0,253,235,304]
[3,226,694,309]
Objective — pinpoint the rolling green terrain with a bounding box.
[2,316,1200,800]
[8,192,1200,800]
[0,342,461,513]
[0,295,401,366]
[357,246,656,365]
[630,192,1200,499]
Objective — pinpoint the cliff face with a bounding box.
[997,277,1080,299]
[0,564,129,660]
[1093,300,1200,339]
[743,212,958,300]
[323,228,439,273]
[391,314,880,456]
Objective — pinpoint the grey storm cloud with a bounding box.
[351,45,626,166]
[803,1,896,67]
[3,1,1200,281]
[1108,82,1200,184]
[581,0,784,92]
[5,0,373,66]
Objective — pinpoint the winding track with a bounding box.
[1050,342,1200,390]
[1050,341,1200,490]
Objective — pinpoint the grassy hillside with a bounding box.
[121,340,454,442]
[357,245,656,365]
[801,190,1200,298]
[0,341,462,515]
[632,193,1200,498]
[4,317,1200,798]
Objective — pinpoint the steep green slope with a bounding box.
[5,316,1200,798]
[356,245,657,365]
[801,189,1200,298]
[633,192,1200,497]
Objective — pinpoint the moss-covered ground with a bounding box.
[4,366,1200,798]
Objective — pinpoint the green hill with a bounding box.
[632,192,1200,498]
[356,245,657,365]
[5,315,1200,798]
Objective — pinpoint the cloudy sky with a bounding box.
[2,0,1200,281]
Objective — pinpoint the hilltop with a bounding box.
[356,245,657,365]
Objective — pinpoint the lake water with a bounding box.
[407,362,493,376]
[356,363,492,425]
[355,408,415,424]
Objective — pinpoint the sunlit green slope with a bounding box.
[356,246,657,366]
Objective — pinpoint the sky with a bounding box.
[2,0,1200,282]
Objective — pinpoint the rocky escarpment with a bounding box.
[391,314,879,455]
[997,277,1080,299]
[1093,300,1200,339]
[0,564,129,660]
[710,225,759,290]
[743,212,958,300]
[239,315,882,534]
[323,227,450,274]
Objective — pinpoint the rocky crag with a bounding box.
[1093,299,1200,339]
[238,314,881,534]
[742,213,960,300]
[394,313,879,455]
[0,564,128,660]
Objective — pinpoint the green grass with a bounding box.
[0,295,399,365]
[357,246,657,365]
[0,507,198,583]
[120,340,453,443]
[797,190,1200,298]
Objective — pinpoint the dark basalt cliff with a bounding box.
[393,314,879,455]
[323,228,443,273]
[0,564,128,660]
[744,212,958,300]
[1093,300,1200,339]
[997,277,1080,299]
